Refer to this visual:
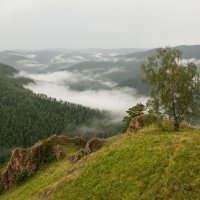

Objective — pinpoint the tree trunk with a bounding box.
[174,121,179,131]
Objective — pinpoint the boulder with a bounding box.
[127,116,144,132]
[70,150,88,163]
[85,138,105,153]
[70,138,106,163]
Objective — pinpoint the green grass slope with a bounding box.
[1,126,200,200]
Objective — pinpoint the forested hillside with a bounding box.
[0,77,103,147]
[0,63,120,163]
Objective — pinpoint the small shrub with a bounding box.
[15,171,30,185]
[40,140,55,163]
[0,185,3,195]
[141,114,158,126]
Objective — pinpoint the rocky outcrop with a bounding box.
[70,138,106,163]
[127,114,158,132]
[0,135,87,190]
[53,145,64,160]
[70,150,88,163]
[47,135,87,147]
[0,142,59,190]
[127,115,144,132]
[85,138,106,153]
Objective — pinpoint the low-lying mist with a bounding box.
[19,70,148,121]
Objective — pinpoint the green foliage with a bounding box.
[0,147,11,165]
[142,47,200,131]
[140,114,158,126]
[126,103,145,117]
[15,172,32,186]
[122,116,131,132]
[0,63,18,76]
[0,185,3,195]
[122,103,145,132]
[14,77,34,85]
[40,141,55,163]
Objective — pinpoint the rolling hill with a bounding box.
[0,49,144,73]
[114,45,200,90]
[0,46,199,96]
[0,46,200,199]
[117,45,200,60]
[1,124,200,199]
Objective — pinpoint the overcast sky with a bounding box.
[0,0,199,49]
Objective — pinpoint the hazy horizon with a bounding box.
[0,47,147,52]
[1,45,200,52]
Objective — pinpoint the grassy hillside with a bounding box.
[1,125,200,200]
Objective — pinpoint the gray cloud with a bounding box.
[0,0,200,50]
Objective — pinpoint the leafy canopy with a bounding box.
[142,47,200,130]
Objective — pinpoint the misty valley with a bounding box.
[0,46,200,199]
[0,46,200,160]
[1,0,200,198]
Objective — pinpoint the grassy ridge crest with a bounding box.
[1,125,200,200]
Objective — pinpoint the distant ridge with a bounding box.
[117,45,200,59]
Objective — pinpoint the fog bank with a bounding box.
[19,71,148,119]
